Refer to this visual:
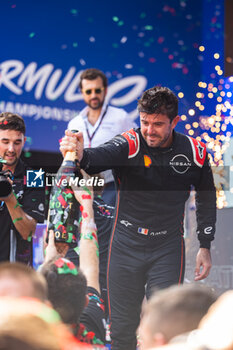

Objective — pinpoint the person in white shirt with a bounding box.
[68,68,136,206]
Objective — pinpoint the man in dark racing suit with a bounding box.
[60,86,216,350]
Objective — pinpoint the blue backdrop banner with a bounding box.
[0,0,204,152]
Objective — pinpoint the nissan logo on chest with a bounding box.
[169,154,192,174]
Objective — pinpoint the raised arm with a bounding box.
[72,170,100,293]
[59,128,130,175]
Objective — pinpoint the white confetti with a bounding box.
[125,64,133,69]
[120,36,128,44]
[80,59,86,66]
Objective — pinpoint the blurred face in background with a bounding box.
[81,77,107,110]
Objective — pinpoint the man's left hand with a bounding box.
[194,248,212,281]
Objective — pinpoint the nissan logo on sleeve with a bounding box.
[204,226,213,234]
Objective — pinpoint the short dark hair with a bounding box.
[137,86,178,122]
[79,68,108,89]
[0,112,26,135]
[40,257,87,325]
[0,262,48,302]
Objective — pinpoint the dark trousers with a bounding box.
[107,234,185,350]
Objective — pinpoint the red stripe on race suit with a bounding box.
[121,129,140,158]
[188,136,206,167]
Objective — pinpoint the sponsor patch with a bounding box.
[138,227,149,235]
[144,155,152,168]
[204,226,213,235]
[112,136,127,147]
[150,230,167,237]
[38,203,44,212]
[169,154,191,174]
[122,129,140,158]
[120,220,133,227]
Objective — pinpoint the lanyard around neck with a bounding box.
[84,105,108,148]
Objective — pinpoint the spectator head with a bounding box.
[138,283,217,350]
[0,314,61,350]
[0,262,48,302]
[40,257,87,325]
[196,290,233,350]
[0,296,80,350]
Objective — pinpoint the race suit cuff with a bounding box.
[80,152,89,170]
[199,240,211,249]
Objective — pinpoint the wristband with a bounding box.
[82,218,97,231]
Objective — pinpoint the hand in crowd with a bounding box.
[44,230,69,263]
[72,169,100,294]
